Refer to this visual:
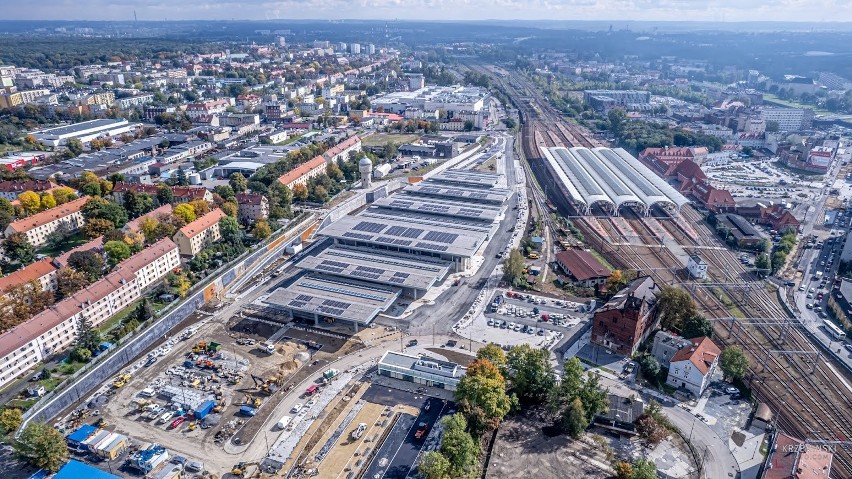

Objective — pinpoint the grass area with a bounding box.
[96,299,140,335]
[762,93,833,116]
[57,361,85,375]
[588,249,615,270]
[474,156,497,173]
[38,377,61,392]
[713,287,746,318]
[276,133,305,146]
[8,398,38,410]
[361,133,419,147]
[36,231,90,257]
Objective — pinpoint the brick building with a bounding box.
[591,276,660,356]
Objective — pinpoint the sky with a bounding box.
[4,0,852,23]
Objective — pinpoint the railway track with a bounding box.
[477,61,852,474]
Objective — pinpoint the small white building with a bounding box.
[687,254,708,279]
[665,337,721,397]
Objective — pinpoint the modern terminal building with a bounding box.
[259,168,512,330]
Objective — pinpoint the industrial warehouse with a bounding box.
[259,168,511,329]
[540,146,690,216]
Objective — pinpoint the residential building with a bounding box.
[591,276,659,356]
[277,155,327,190]
[759,107,814,132]
[687,254,708,279]
[81,91,115,107]
[172,208,226,256]
[736,204,801,233]
[377,350,467,391]
[650,331,692,368]
[0,179,54,200]
[554,249,611,287]
[665,336,721,397]
[116,94,154,109]
[4,196,88,246]
[186,100,230,120]
[235,193,269,224]
[0,238,180,387]
[0,258,58,295]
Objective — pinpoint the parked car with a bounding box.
[725,386,739,394]
[291,403,303,414]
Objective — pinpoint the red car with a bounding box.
[541,314,549,322]
[169,416,186,429]
[414,422,429,440]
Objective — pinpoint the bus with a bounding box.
[822,319,847,341]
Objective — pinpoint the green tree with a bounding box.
[720,346,749,381]
[549,358,608,434]
[104,240,131,268]
[418,451,452,479]
[0,197,14,230]
[68,250,104,281]
[292,183,309,201]
[502,248,525,285]
[755,253,771,277]
[15,422,68,472]
[124,191,154,218]
[218,216,242,245]
[630,458,657,479]
[476,344,507,372]
[70,347,92,363]
[175,168,188,186]
[4,233,35,265]
[83,218,115,238]
[561,398,588,438]
[66,138,83,157]
[214,185,235,199]
[229,172,248,193]
[463,120,475,131]
[82,197,128,227]
[681,314,713,339]
[221,200,238,218]
[638,354,661,380]
[0,408,23,435]
[439,413,479,477]
[75,316,101,353]
[657,286,696,331]
[135,298,154,323]
[156,184,173,204]
[251,219,272,240]
[505,344,555,405]
[454,359,513,435]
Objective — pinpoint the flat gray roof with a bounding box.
[429,170,502,188]
[372,195,503,223]
[359,209,493,233]
[378,351,467,379]
[262,273,400,324]
[405,183,511,205]
[320,214,488,258]
[297,245,451,290]
[34,119,128,136]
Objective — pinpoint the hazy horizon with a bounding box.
[5,0,852,23]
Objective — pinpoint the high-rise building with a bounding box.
[350,43,361,54]
[367,44,376,55]
[759,107,814,132]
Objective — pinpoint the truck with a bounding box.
[264,343,276,354]
[193,400,215,420]
[239,406,257,417]
[305,384,319,396]
[322,369,339,382]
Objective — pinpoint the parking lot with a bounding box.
[681,379,752,442]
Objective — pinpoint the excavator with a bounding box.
[231,461,260,477]
[250,374,279,395]
[243,394,262,408]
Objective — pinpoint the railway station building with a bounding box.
[540,146,689,217]
[258,168,511,330]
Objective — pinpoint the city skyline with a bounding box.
[4,0,852,23]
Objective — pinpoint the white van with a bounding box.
[158,411,175,424]
[276,415,292,430]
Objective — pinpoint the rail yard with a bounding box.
[473,63,852,476]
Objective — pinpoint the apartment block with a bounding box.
[0,238,180,387]
[173,208,226,256]
[235,193,269,223]
[4,196,88,246]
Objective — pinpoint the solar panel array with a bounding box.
[316,305,345,316]
[416,242,449,252]
[389,200,414,208]
[315,263,345,273]
[385,226,425,238]
[322,299,350,309]
[387,277,406,284]
[295,294,314,302]
[301,281,389,302]
[343,232,373,241]
[353,221,386,233]
[288,300,308,308]
[357,265,385,275]
[393,272,410,278]
[458,208,483,217]
[420,204,451,213]
[376,236,413,247]
[423,231,459,244]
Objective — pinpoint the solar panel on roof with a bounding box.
[295,294,314,302]
[423,231,459,244]
[343,232,373,241]
[416,242,449,252]
[356,265,385,275]
[353,221,386,233]
[315,306,345,316]
[401,227,424,238]
[387,277,406,284]
[351,270,381,280]
[288,300,308,308]
[321,260,349,268]
[393,239,412,246]
[393,272,410,278]
[385,226,407,236]
[322,299,350,309]
[315,264,345,273]
[458,208,483,216]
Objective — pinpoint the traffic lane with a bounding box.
[382,397,449,479]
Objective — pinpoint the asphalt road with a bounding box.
[359,393,451,479]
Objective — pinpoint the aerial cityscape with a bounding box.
[0,12,850,479]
